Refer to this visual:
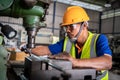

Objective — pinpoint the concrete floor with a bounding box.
[109,71,120,80]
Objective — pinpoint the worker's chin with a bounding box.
[68,36,74,39]
[68,36,72,39]
[67,33,74,38]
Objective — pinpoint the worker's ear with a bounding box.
[84,21,88,27]
[82,22,87,30]
[83,21,88,29]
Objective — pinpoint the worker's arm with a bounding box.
[48,52,112,71]
[69,54,112,71]
[31,46,51,56]
[31,39,64,56]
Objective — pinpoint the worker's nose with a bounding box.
[65,26,71,32]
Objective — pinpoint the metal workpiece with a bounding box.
[24,56,96,80]
[48,59,72,70]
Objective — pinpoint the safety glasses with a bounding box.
[63,22,82,32]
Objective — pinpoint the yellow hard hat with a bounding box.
[61,6,90,26]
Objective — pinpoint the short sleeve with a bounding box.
[96,34,112,56]
[48,39,64,55]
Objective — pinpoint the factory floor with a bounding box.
[109,71,120,80]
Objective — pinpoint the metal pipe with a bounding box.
[99,12,102,33]
[112,8,115,35]
[52,1,56,34]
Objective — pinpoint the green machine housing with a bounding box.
[0,0,51,80]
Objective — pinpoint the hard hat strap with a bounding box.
[69,22,85,43]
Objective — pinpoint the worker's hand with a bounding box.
[48,52,77,68]
[48,51,72,60]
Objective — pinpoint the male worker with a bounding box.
[31,6,112,80]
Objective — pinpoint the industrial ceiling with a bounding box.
[53,0,120,11]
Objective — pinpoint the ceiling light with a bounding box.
[104,0,111,8]
[104,3,111,8]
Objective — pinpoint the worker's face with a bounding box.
[63,23,82,39]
